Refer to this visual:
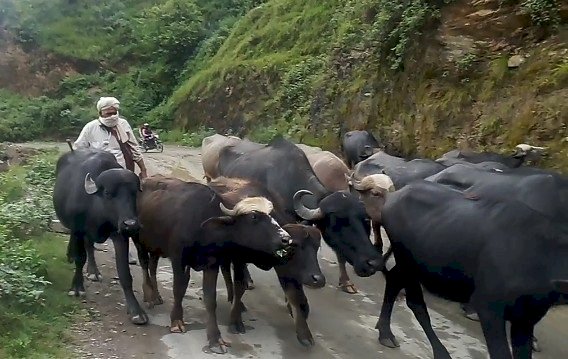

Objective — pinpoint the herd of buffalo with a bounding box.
[51,130,568,358]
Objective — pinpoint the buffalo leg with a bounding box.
[476,305,511,359]
[376,265,405,348]
[203,267,231,354]
[511,321,534,359]
[461,303,540,352]
[243,264,255,290]
[170,256,190,333]
[148,253,163,306]
[278,274,314,347]
[68,232,87,297]
[404,278,451,359]
[337,253,357,294]
[372,222,383,254]
[228,262,247,334]
[85,238,103,281]
[221,261,234,304]
[111,233,148,325]
[134,241,153,307]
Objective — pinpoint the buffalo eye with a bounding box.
[103,190,112,199]
[250,212,258,221]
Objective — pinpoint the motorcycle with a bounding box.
[139,134,164,153]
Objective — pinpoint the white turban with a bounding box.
[96,97,120,112]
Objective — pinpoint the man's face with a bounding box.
[101,107,118,118]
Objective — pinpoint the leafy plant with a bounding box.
[0,155,57,306]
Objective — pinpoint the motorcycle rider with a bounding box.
[140,123,156,147]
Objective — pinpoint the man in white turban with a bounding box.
[74,96,148,178]
[74,96,148,264]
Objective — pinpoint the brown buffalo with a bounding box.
[133,175,292,354]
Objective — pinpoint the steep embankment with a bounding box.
[0,0,258,141]
[170,0,568,170]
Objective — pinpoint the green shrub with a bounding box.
[0,155,57,306]
[181,126,217,147]
[521,0,560,27]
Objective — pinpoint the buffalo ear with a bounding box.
[552,280,568,294]
[201,216,235,229]
[84,173,98,195]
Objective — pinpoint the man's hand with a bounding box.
[137,159,148,180]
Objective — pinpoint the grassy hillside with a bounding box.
[167,0,567,169]
[0,0,566,170]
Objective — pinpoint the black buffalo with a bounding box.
[53,149,147,324]
[341,130,382,168]
[425,163,568,352]
[436,144,546,168]
[134,176,293,354]
[377,180,568,359]
[217,137,384,292]
[352,151,445,190]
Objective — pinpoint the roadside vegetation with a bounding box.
[0,149,79,358]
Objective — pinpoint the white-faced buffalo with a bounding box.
[216,137,384,294]
[436,143,546,168]
[53,149,147,325]
[341,130,382,168]
[349,150,444,253]
[377,180,568,359]
[208,176,324,346]
[346,174,395,253]
[133,175,293,353]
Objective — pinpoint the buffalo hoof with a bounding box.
[208,338,231,354]
[297,335,315,347]
[379,335,400,348]
[131,313,149,325]
[68,288,86,297]
[170,320,186,333]
[86,273,102,282]
[338,281,358,294]
[146,295,164,309]
[154,295,164,306]
[228,322,246,334]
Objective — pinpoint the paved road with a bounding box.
[24,142,568,359]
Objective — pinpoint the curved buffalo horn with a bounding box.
[293,190,323,221]
[84,173,98,195]
[219,202,237,216]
